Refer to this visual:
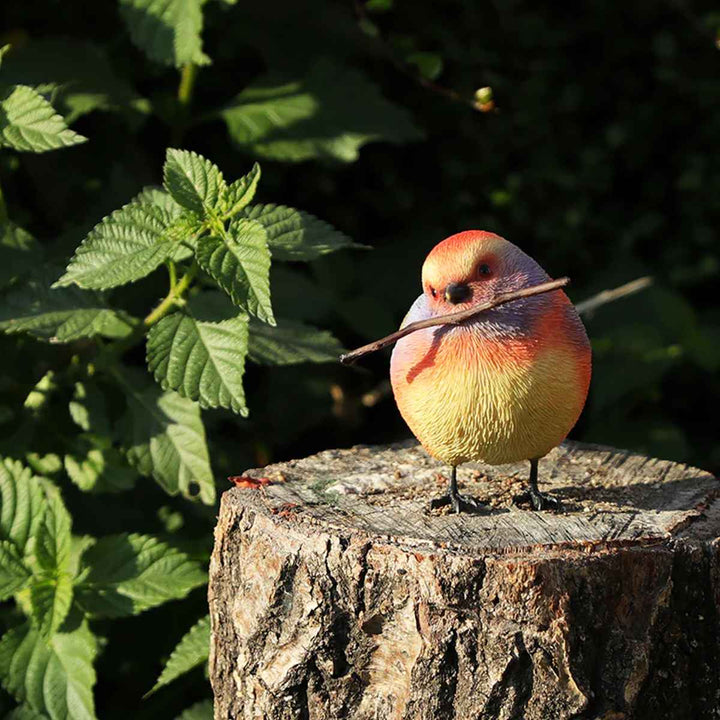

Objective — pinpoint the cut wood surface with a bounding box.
[209,441,720,720]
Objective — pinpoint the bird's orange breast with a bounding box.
[390,293,591,466]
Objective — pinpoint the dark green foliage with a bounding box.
[0,0,718,717]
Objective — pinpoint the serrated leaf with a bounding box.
[163,149,226,216]
[242,204,360,261]
[74,533,206,618]
[29,573,73,637]
[0,272,135,343]
[116,370,214,503]
[130,188,196,261]
[196,219,274,324]
[0,619,97,720]
[64,446,136,495]
[68,536,95,583]
[150,615,209,693]
[25,453,62,476]
[119,0,210,67]
[35,485,72,575]
[222,163,261,218]
[0,458,44,556]
[0,85,86,153]
[248,318,343,365]
[134,186,184,217]
[6,704,49,720]
[176,700,213,720]
[220,59,421,162]
[1,39,144,124]
[147,309,249,415]
[0,540,32,600]
[53,199,189,290]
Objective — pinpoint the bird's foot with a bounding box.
[514,488,563,512]
[430,493,487,514]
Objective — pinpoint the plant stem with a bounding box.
[172,63,198,146]
[144,261,199,327]
[178,63,198,107]
[167,260,178,291]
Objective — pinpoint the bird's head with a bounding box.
[421,231,549,312]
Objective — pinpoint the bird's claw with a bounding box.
[430,493,487,514]
[514,489,563,512]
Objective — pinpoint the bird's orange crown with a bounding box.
[421,231,548,312]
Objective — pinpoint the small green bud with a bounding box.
[475,86,493,105]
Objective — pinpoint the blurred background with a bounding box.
[1,0,719,716]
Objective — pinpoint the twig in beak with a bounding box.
[339,277,570,365]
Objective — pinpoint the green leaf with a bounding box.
[31,486,75,635]
[0,85,86,153]
[0,619,97,720]
[220,59,421,162]
[1,39,145,124]
[68,536,95,585]
[68,382,109,436]
[196,219,274,324]
[222,163,261,218]
[248,318,343,365]
[0,540,32,600]
[6,704,49,720]
[25,453,62,477]
[0,458,44,556]
[75,533,206,618]
[0,271,135,342]
[34,485,72,574]
[29,573,74,638]
[242,204,360,261]
[119,0,210,67]
[64,446,136,495]
[23,371,57,412]
[53,198,189,290]
[117,370,214,503]
[176,700,213,720]
[134,186,184,217]
[147,308,249,415]
[150,615,209,693]
[163,149,226,216]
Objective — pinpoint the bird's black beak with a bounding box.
[444,282,472,304]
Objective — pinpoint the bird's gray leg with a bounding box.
[430,466,486,514]
[524,458,563,511]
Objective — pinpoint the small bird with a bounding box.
[390,231,591,512]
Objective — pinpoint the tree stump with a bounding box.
[208,440,720,720]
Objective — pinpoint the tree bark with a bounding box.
[208,440,720,720]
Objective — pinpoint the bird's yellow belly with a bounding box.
[390,326,590,466]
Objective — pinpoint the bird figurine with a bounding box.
[390,230,592,512]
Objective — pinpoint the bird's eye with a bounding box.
[478,263,492,277]
[430,287,437,298]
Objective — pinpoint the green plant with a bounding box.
[0,0,421,713]
[0,101,357,720]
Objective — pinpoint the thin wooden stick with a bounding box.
[339,277,570,365]
[575,276,652,316]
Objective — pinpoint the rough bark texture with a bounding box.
[209,440,720,720]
